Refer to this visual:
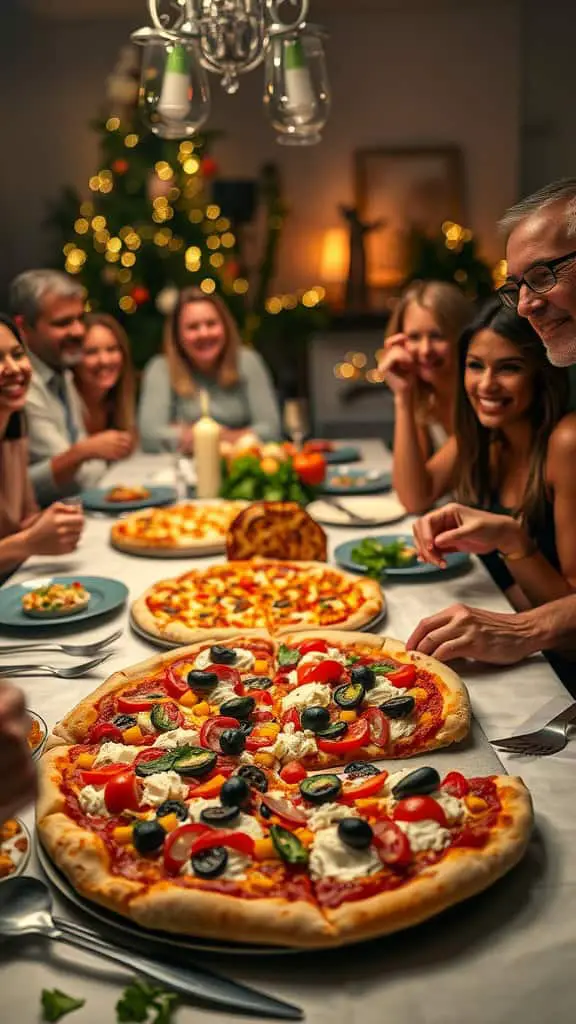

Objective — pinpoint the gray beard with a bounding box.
[544,336,576,367]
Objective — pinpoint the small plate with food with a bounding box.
[0,576,128,630]
[22,580,90,618]
[302,441,362,465]
[27,711,48,760]
[321,466,392,495]
[0,819,31,883]
[80,485,177,514]
[334,533,471,579]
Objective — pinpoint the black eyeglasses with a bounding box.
[498,248,576,309]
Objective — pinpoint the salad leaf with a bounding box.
[116,979,178,1024]
[351,538,417,578]
[41,990,85,1022]
[278,643,301,667]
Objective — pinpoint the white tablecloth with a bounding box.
[1,440,575,1024]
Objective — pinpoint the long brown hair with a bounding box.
[82,313,136,432]
[385,280,472,424]
[455,298,569,533]
[164,287,241,398]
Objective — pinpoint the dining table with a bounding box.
[1,438,575,1024]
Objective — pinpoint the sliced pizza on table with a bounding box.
[111,501,248,556]
[225,501,328,562]
[37,630,532,946]
[131,559,384,645]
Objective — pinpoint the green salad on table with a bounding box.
[350,537,418,578]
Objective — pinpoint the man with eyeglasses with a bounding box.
[407,178,576,671]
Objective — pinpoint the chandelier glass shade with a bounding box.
[131,1,330,143]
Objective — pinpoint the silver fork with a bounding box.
[0,629,122,657]
[0,653,114,678]
[491,702,576,756]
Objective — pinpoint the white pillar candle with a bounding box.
[193,392,222,499]
[283,39,316,121]
[157,44,190,122]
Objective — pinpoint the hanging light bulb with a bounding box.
[136,34,211,139]
[264,27,330,145]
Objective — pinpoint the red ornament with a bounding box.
[200,156,218,179]
[112,158,129,175]
[131,285,150,306]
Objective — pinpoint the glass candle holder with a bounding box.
[139,37,211,139]
[264,27,330,145]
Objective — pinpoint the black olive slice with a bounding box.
[337,818,374,850]
[187,669,219,690]
[221,776,251,807]
[237,765,268,793]
[219,728,246,755]
[334,682,366,709]
[316,721,348,741]
[343,760,380,779]
[380,696,416,719]
[155,799,188,821]
[244,676,273,690]
[299,774,342,804]
[132,820,166,855]
[200,805,240,827]
[300,706,331,733]
[113,714,138,730]
[191,846,228,879]
[350,665,376,690]
[220,696,256,720]
[210,645,237,664]
[391,767,441,799]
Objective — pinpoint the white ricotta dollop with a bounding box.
[140,770,189,808]
[93,743,141,766]
[388,718,417,741]
[326,646,348,664]
[210,682,238,706]
[186,798,264,839]
[78,785,108,817]
[193,648,213,670]
[306,802,359,832]
[183,849,251,881]
[309,825,382,882]
[153,728,200,750]
[281,682,331,713]
[270,723,318,761]
[194,647,254,671]
[396,819,451,853]
[364,678,407,706]
[434,792,465,825]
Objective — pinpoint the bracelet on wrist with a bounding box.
[499,538,537,562]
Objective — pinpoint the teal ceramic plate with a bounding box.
[334,534,470,579]
[321,467,392,495]
[324,445,362,465]
[80,486,176,513]
[0,575,128,629]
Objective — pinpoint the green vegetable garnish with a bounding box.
[277,643,301,667]
[116,979,179,1023]
[350,538,417,578]
[41,989,85,1022]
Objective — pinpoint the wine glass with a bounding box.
[283,398,309,450]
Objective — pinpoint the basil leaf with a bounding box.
[41,990,85,1023]
[277,643,301,667]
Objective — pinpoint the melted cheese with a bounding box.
[78,785,108,816]
[306,802,359,832]
[270,723,318,761]
[153,728,200,750]
[93,743,141,766]
[365,678,407,706]
[309,825,382,882]
[140,771,189,807]
[281,682,331,713]
[396,819,451,852]
[389,718,417,741]
[186,798,263,839]
[434,792,465,824]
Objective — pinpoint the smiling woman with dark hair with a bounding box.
[0,315,83,575]
[395,297,576,610]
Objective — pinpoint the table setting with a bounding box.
[1,438,576,1024]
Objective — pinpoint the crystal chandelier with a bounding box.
[131,1,330,145]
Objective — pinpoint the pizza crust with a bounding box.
[111,501,248,557]
[321,776,533,946]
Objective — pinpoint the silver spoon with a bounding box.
[0,877,302,1020]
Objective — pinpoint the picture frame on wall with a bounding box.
[355,145,466,298]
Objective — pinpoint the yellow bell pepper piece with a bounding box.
[340,710,357,723]
[254,838,277,861]
[193,700,210,717]
[253,659,269,675]
[254,752,276,768]
[112,825,134,845]
[465,794,489,815]
[122,725,144,744]
[76,753,95,769]
[179,690,198,708]
[157,812,180,833]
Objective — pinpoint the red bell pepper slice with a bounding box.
[317,717,369,755]
[79,763,131,786]
[372,819,413,867]
[117,691,165,713]
[189,829,255,858]
[297,659,345,687]
[280,707,301,732]
[163,666,188,700]
[361,708,390,749]
[279,760,308,785]
[341,771,388,803]
[164,823,214,874]
[296,639,330,656]
[441,771,470,798]
[384,665,417,688]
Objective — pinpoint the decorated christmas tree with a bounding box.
[47,46,326,380]
[404,221,495,301]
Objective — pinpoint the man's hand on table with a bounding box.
[0,683,36,824]
[406,603,537,664]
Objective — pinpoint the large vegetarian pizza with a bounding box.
[37,632,532,948]
[111,501,248,556]
[131,559,384,644]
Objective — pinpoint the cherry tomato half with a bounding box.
[88,722,123,745]
[393,796,448,828]
[296,639,330,656]
[164,823,214,874]
[317,717,370,755]
[361,708,389,749]
[293,452,326,488]
[199,716,241,752]
[279,761,308,785]
[441,771,470,798]
[372,819,412,867]
[280,708,302,732]
[245,726,276,751]
[385,665,417,688]
[297,659,345,687]
[189,829,255,859]
[104,771,141,815]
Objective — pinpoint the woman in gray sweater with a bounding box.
[138,287,281,453]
